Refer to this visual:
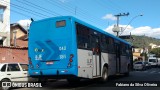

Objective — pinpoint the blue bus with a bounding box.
[28,16,132,82]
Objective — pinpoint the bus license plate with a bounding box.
[46,61,54,65]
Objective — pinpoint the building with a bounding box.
[149,43,160,49]
[132,48,143,61]
[0,23,28,63]
[0,0,10,46]
[10,23,28,47]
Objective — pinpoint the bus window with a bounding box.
[121,43,127,55]
[76,23,90,49]
[108,37,115,53]
[101,34,108,52]
[56,20,66,27]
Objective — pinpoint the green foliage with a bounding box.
[150,48,160,57]
[126,35,160,48]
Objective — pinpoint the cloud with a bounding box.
[104,25,160,39]
[102,14,117,21]
[17,19,31,30]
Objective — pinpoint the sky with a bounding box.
[8,0,160,39]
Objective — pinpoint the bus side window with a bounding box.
[108,37,115,53]
[121,43,127,56]
[76,23,90,49]
[101,34,108,52]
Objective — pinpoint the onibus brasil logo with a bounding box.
[2,82,42,88]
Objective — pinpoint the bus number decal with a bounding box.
[35,54,42,60]
[59,54,66,59]
[59,46,66,51]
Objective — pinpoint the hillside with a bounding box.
[125,35,160,48]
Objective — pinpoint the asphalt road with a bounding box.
[13,68,160,90]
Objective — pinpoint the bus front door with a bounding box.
[91,35,101,77]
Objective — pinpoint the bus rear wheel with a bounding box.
[125,65,130,76]
[38,78,48,85]
[67,78,80,84]
[100,67,108,82]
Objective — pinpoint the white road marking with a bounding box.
[143,71,148,73]
[150,71,156,73]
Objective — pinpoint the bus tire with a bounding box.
[38,78,47,85]
[125,65,130,76]
[67,78,80,84]
[100,66,108,82]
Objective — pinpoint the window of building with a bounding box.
[0,40,3,45]
[0,7,4,22]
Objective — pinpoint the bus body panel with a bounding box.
[77,49,93,78]
[107,53,116,75]
[120,56,129,73]
[29,17,78,77]
[29,16,132,79]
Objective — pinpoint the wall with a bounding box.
[0,47,28,63]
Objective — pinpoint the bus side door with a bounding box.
[91,35,101,77]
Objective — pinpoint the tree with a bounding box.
[150,48,160,57]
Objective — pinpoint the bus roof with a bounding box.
[31,16,131,46]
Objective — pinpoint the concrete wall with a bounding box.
[0,47,28,63]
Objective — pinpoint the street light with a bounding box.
[120,14,143,35]
[112,12,129,37]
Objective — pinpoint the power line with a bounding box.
[94,0,120,13]
[46,0,106,28]
[16,0,61,16]
[3,0,50,19]
[107,0,127,12]
[1,1,38,21]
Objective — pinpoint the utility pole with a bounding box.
[113,12,129,37]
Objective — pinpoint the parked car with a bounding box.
[148,57,158,67]
[0,63,37,90]
[144,61,151,69]
[157,58,160,67]
[133,61,146,70]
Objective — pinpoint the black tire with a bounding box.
[38,78,47,86]
[1,79,11,90]
[67,78,80,84]
[125,65,130,76]
[100,67,108,82]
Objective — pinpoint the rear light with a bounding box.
[70,59,73,62]
[28,57,31,60]
[70,54,74,58]
[67,54,74,68]
[29,58,34,68]
[29,60,32,65]
[36,64,40,68]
